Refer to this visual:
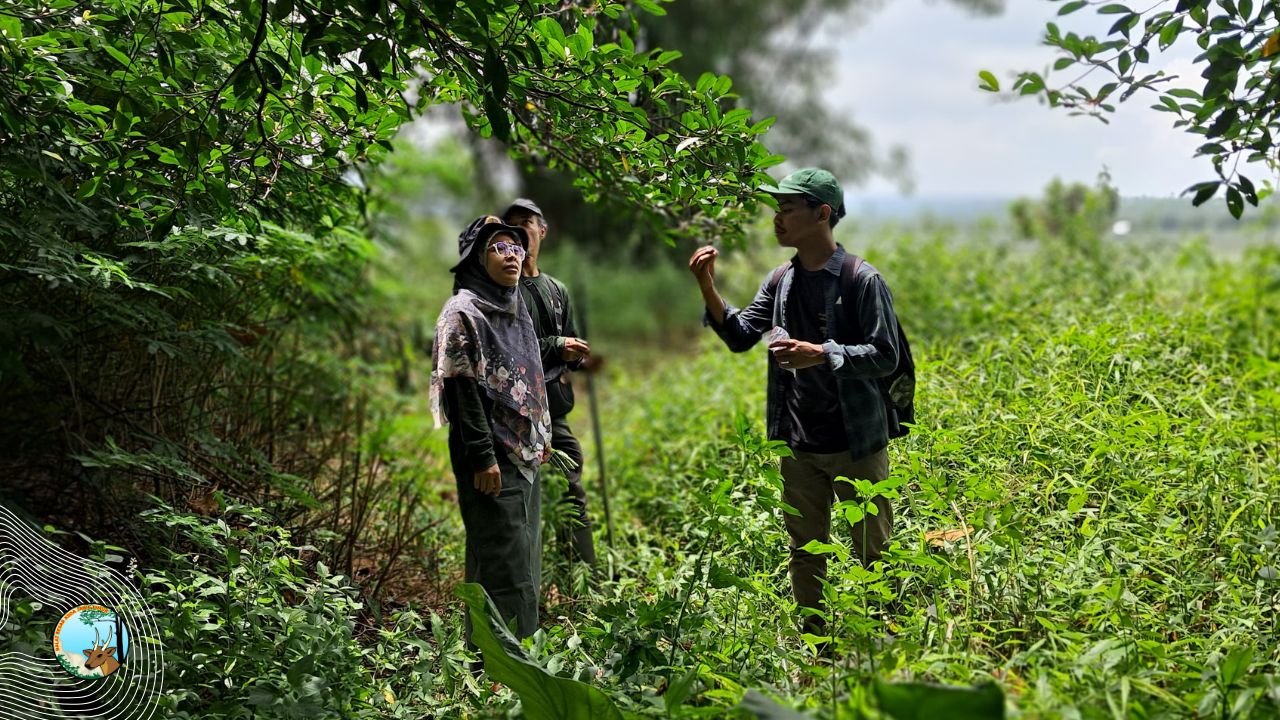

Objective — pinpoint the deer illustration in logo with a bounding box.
[83,626,121,677]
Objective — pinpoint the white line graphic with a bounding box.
[0,504,163,719]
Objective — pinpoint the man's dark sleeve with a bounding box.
[824,273,900,379]
[538,335,566,372]
[521,283,565,373]
[560,282,584,371]
[703,274,775,353]
[443,376,497,470]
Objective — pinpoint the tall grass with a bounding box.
[12,218,1271,718]
[511,231,1280,718]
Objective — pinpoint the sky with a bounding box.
[828,0,1209,200]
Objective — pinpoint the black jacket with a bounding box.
[705,245,901,459]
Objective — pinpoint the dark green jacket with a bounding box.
[520,272,581,417]
[705,245,901,460]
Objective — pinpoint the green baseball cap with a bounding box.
[758,167,845,211]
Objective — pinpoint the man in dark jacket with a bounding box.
[688,168,902,638]
[502,198,597,567]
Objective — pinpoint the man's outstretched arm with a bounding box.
[689,245,773,353]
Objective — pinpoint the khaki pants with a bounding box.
[780,447,892,632]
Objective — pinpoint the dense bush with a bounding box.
[141,501,484,719]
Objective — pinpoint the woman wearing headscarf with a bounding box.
[431,216,551,640]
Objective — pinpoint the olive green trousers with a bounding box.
[455,456,542,641]
[780,447,892,634]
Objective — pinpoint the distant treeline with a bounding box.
[848,195,1280,234]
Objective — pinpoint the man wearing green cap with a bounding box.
[689,168,903,640]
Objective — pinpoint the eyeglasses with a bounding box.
[488,241,526,259]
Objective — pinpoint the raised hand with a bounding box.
[688,245,718,288]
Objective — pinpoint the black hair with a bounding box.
[804,195,845,228]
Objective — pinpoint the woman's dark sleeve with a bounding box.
[443,376,497,470]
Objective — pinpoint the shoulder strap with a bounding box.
[548,276,570,327]
[839,252,864,309]
[767,262,790,293]
[521,276,556,331]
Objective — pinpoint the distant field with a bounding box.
[845,195,1280,258]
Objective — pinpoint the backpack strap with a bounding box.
[839,252,865,322]
[771,254,867,324]
[772,255,862,325]
[550,277,570,331]
[766,262,790,293]
[522,276,555,329]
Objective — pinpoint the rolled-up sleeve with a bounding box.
[825,273,899,379]
[703,275,775,353]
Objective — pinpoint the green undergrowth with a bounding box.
[11,234,1272,719]
[496,235,1280,718]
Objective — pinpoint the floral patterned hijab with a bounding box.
[430,217,551,471]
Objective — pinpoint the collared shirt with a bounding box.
[704,245,902,460]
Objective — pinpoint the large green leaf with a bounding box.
[1219,646,1254,687]
[873,680,1005,720]
[455,583,623,720]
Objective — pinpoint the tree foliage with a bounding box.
[495,0,1006,258]
[1010,171,1120,263]
[0,0,775,245]
[0,0,773,554]
[76,608,115,625]
[643,0,1005,185]
[992,0,1280,218]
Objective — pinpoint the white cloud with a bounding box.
[821,0,1211,198]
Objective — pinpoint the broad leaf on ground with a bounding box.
[455,582,623,720]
